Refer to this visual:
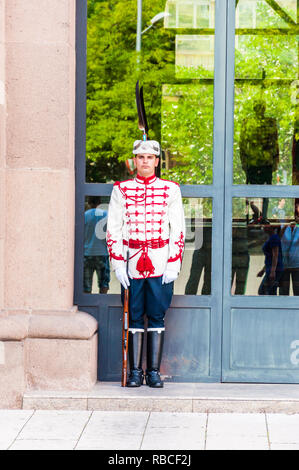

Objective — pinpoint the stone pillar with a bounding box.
[0,0,6,311]
[0,0,98,409]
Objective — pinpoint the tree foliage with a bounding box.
[86,0,176,182]
[86,0,299,188]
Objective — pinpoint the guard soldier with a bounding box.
[106,139,185,388]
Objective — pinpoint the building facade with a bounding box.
[1,0,299,408]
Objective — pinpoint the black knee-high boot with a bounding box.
[145,330,164,388]
[126,330,144,387]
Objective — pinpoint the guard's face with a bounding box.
[134,153,159,177]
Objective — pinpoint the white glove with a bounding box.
[115,267,130,289]
[162,270,178,284]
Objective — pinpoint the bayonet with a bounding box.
[136,80,149,141]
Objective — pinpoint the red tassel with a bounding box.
[136,251,155,276]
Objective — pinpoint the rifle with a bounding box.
[121,251,130,387]
[136,80,149,141]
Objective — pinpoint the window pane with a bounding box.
[177,3,194,27]
[234,0,299,185]
[176,35,214,78]
[166,1,177,28]
[196,4,211,28]
[165,0,215,29]
[232,197,299,296]
[161,84,214,184]
[236,0,295,29]
[177,197,212,295]
[83,196,112,294]
[235,35,298,80]
[86,1,215,185]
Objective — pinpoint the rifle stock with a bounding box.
[121,287,129,387]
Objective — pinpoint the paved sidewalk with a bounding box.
[1,409,299,450]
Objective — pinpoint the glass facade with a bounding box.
[86,0,215,185]
[84,0,299,295]
[165,0,215,28]
[161,84,214,184]
[182,198,212,295]
[84,0,216,295]
[77,0,299,383]
[234,0,299,186]
[232,197,299,296]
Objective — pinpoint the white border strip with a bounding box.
[147,328,165,333]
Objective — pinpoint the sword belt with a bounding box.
[123,238,169,249]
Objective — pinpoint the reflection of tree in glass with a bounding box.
[234,84,295,185]
[161,84,214,184]
[239,100,279,183]
[237,0,295,29]
[234,0,298,186]
[235,35,297,80]
[86,0,176,183]
[86,0,299,187]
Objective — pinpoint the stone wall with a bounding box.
[0,0,98,408]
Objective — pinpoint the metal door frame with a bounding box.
[222,0,299,383]
[74,0,230,382]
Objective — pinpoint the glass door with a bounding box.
[222,0,299,382]
[74,0,227,382]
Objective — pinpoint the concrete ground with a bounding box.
[1,409,299,450]
[22,382,299,414]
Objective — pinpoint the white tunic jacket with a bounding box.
[106,174,186,279]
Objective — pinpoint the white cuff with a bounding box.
[147,328,165,333]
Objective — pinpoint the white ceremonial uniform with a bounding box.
[106,173,185,279]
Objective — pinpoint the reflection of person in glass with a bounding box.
[240,100,279,219]
[257,221,283,295]
[106,140,185,388]
[272,198,286,223]
[232,224,249,295]
[279,204,299,296]
[84,196,110,294]
[185,225,211,295]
